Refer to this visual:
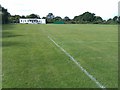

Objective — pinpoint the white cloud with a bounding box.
[0,0,119,19]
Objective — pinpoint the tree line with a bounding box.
[1,5,120,24]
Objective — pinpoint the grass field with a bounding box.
[2,24,118,88]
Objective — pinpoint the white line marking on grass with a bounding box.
[48,36,106,90]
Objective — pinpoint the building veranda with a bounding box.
[19,19,46,24]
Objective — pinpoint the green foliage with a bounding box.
[8,14,40,24]
[46,13,54,19]
[0,6,2,24]
[1,5,119,24]
[81,12,95,22]
[64,16,70,21]
[53,21,64,24]
[93,16,103,24]
[1,5,10,24]
[73,12,119,24]
[46,13,55,23]
[113,16,119,24]
[106,18,115,24]
[118,16,120,24]
[54,16,62,21]
[9,15,21,23]
[26,14,40,19]
[21,15,26,18]
[73,12,102,24]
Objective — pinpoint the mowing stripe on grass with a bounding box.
[91,41,118,42]
[48,36,106,89]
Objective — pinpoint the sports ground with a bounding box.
[2,24,118,88]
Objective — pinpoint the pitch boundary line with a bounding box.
[48,36,106,90]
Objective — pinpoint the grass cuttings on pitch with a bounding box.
[2,24,118,88]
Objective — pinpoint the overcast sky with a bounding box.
[0,0,119,20]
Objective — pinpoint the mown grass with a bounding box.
[0,24,2,89]
[2,24,118,88]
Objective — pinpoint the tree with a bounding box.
[26,14,40,18]
[1,5,10,24]
[9,15,21,23]
[113,16,118,24]
[21,15,26,18]
[73,16,79,21]
[54,16,62,21]
[106,18,114,24]
[9,16,15,23]
[93,16,103,24]
[46,13,55,23]
[63,16,72,24]
[64,16,70,21]
[42,17,46,19]
[118,16,120,24]
[73,16,80,23]
[106,16,119,24]
[46,13,54,19]
[81,12,95,23]
[113,16,118,21]
[73,15,83,23]
[73,12,96,24]
[0,5,2,24]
